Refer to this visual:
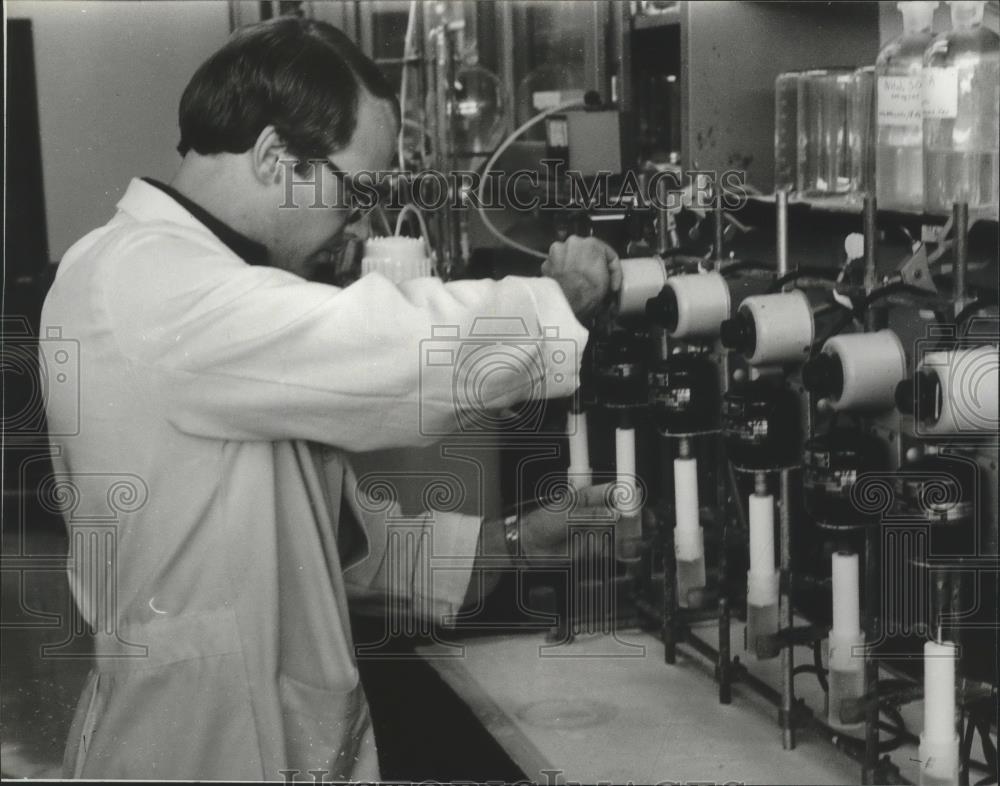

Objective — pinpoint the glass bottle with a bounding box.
[848,66,876,202]
[797,69,854,197]
[875,1,938,211]
[923,0,1000,217]
[774,70,802,194]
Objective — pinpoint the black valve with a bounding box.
[894,370,941,423]
[802,353,844,400]
[719,311,756,357]
[645,286,679,332]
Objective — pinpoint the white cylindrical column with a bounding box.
[919,640,959,786]
[746,489,779,655]
[673,455,706,607]
[673,457,704,562]
[831,551,861,646]
[614,427,642,563]
[615,427,638,513]
[749,493,777,584]
[566,411,592,489]
[828,551,865,728]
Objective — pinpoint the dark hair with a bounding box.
[177,17,398,160]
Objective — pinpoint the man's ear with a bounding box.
[251,125,288,185]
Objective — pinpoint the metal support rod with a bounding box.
[953,202,969,315]
[862,520,882,784]
[678,436,691,459]
[663,518,678,665]
[755,470,768,497]
[779,467,796,750]
[718,596,732,704]
[679,626,912,785]
[716,436,732,705]
[863,195,882,332]
[656,177,676,255]
[776,189,790,276]
[713,176,725,266]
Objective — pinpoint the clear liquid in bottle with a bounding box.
[923,1,1000,217]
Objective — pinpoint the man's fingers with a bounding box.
[608,255,623,293]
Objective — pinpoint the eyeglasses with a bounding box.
[322,159,392,223]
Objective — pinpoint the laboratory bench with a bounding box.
[412,620,995,785]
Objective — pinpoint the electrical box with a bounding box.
[567,110,625,176]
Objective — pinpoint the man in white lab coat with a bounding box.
[41,16,621,781]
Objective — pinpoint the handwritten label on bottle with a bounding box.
[922,68,958,119]
[877,76,923,133]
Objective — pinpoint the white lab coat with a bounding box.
[40,179,587,780]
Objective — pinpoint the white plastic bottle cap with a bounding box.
[361,236,433,283]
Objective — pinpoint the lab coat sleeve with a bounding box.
[340,462,482,624]
[104,230,588,450]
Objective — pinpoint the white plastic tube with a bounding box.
[919,640,959,786]
[828,551,865,726]
[745,491,779,656]
[566,411,592,489]
[674,455,706,608]
[749,494,776,580]
[615,427,642,563]
[831,551,861,644]
[673,458,704,562]
[614,427,639,515]
[476,100,584,260]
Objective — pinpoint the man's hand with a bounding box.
[462,483,621,609]
[519,482,619,559]
[542,236,622,322]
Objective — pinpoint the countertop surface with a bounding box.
[417,622,865,785]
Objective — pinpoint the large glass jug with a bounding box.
[923,0,1000,216]
[875,1,938,211]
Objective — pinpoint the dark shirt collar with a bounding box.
[142,177,269,266]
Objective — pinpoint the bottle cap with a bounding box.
[898,1,938,31]
[948,0,985,27]
[361,236,432,283]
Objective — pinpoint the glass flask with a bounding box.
[875,1,938,211]
[923,0,1000,217]
[449,64,507,157]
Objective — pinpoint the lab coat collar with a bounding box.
[117,178,269,266]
